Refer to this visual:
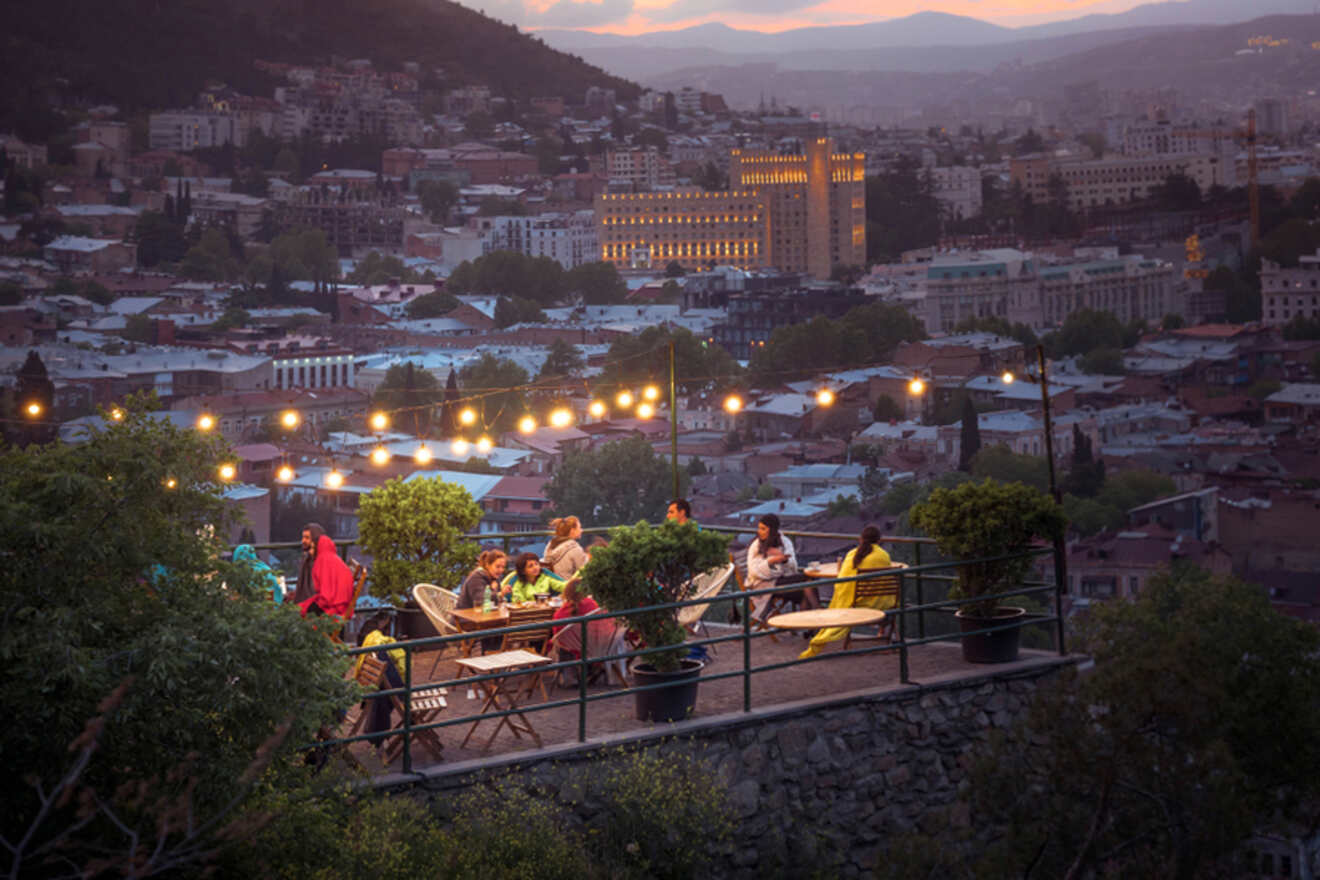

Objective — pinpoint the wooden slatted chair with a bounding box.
[412,583,464,678]
[501,605,555,701]
[345,650,449,765]
[843,563,907,649]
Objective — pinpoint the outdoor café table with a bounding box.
[803,561,840,579]
[449,606,510,658]
[455,649,553,750]
[766,607,886,632]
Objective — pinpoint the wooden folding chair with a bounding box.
[500,605,555,701]
[843,563,907,649]
[412,583,463,679]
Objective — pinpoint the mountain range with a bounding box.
[535,0,1315,80]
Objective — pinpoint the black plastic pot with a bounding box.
[631,658,704,722]
[396,600,439,641]
[955,606,1026,663]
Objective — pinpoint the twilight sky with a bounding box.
[472,0,1155,33]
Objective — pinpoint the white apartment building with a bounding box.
[148,111,241,152]
[1122,119,1232,157]
[923,248,1177,332]
[929,165,983,221]
[477,211,599,269]
[605,147,676,191]
[1261,250,1320,327]
[1011,152,1228,211]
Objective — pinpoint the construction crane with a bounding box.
[1177,109,1261,249]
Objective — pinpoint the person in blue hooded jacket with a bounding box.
[233,543,283,603]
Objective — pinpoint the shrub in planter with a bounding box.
[580,520,729,673]
[356,475,483,604]
[910,478,1066,617]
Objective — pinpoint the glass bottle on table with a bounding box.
[482,584,494,613]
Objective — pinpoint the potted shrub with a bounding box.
[911,478,1066,663]
[580,520,729,721]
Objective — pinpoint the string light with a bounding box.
[370,445,391,466]
[588,400,606,418]
[218,463,237,481]
[908,377,925,396]
[370,411,389,432]
[325,469,344,489]
[1001,371,1015,384]
[109,407,125,422]
[549,407,573,429]
[277,464,295,482]
[476,435,493,453]
[451,438,469,455]
[518,415,537,434]
[197,413,215,432]
[616,390,634,408]
[24,402,42,418]
[816,388,836,407]
[281,410,300,430]
[459,407,477,426]
[723,394,743,414]
[636,402,655,420]
[642,384,660,401]
[414,444,432,465]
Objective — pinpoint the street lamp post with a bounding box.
[669,340,680,500]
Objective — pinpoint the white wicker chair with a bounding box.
[412,583,462,679]
[678,562,736,653]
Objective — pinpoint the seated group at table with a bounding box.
[798,525,893,660]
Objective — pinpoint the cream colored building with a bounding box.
[1011,152,1227,211]
[1261,250,1320,327]
[730,137,866,279]
[594,189,767,272]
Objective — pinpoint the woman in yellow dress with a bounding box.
[799,525,893,660]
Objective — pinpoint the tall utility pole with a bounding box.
[1035,344,1068,654]
[669,340,680,499]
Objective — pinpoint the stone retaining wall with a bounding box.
[383,655,1077,877]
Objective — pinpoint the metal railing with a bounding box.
[306,541,1063,774]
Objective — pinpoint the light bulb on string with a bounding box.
[636,402,655,420]
[109,407,125,422]
[277,464,296,482]
[642,384,660,402]
[1001,371,1015,384]
[723,394,743,414]
[616,390,634,409]
[24,402,42,418]
[459,407,477,426]
[370,411,389,432]
[588,400,606,418]
[476,435,493,453]
[197,413,215,432]
[370,445,391,466]
[908,377,925,396]
[414,443,432,465]
[518,415,537,434]
[325,469,344,489]
[281,409,300,430]
[451,437,469,455]
[218,463,237,482]
[816,388,835,407]
[164,477,178,489]
[549,407,573,429]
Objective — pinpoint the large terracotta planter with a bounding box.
[631,658,704,722]
[955,606,1026,663]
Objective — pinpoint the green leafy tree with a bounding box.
[404,290,460,318]
[0,399,354,874]
[686,455,708,477]
[865,156,942,262]
[347,251,418,286]
[1282,315,1320,340]
[355,476,483,602]
[445,251,564,305]
[416,179,459,223]
[1152,172,1201,210]
[952,315,1038,348]
[1013,128,1046,155]
[1160,312,1186,331]
[957,396,980,472]
[754,482,777,501]
[7,349,56,446]
[600,326,742,394]
[374,362,444,434]
[459,353,529,435]
[212,306,250,332]
[181,227,243,281]
[537,338,583,380]
[122,313,155,344]
[968,444,1050,493]
[750,302,926,383]
[545,435,686,526]
[1045,308,1129,358]
[872,394,903,422]
[664,260,686,278]
[493,295,548,328]
[133,210,188,267]
[1203,265,1259,323]
[1079,346,1125,375]
[565,260,627,305]
[897,567,1320,878]
[1061,424,1105,498]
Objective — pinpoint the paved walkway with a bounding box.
[342,620,1062,772]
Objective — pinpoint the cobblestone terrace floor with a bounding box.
[341,616,1063,773]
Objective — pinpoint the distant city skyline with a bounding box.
[474,0,1159,34]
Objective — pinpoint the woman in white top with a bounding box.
[745,513,819,616]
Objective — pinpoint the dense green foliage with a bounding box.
[373,362,444,435]
[865,156,941,262]
[748,302,926,383]
[537,338,584,380]
[883,567,1320,878]
[0,399,355,875]
[459,353,530,435]
[355,476,483,602]
[445,251,565,305]
[599,326,742,395]
[581,522,729,671]
[545,436,687,529]
[910,478,1066,614]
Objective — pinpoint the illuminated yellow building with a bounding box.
[730,137,867,279]
[594,189,768,272]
